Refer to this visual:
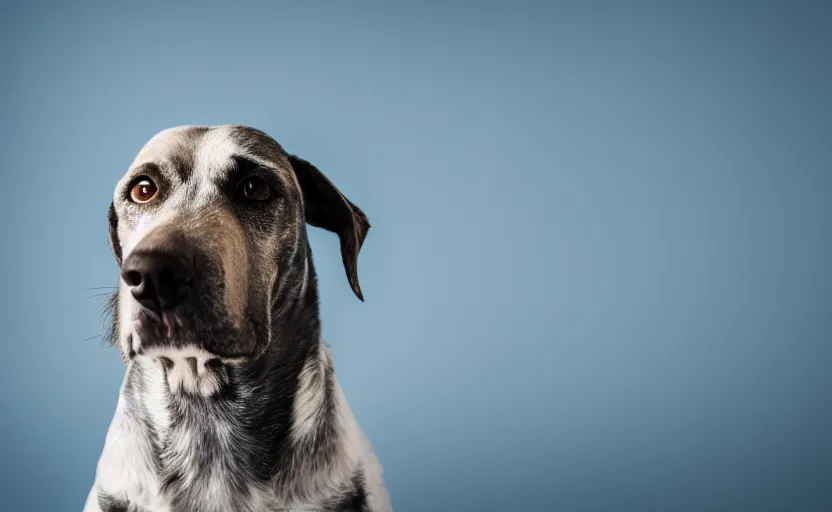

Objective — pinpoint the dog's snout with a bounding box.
[121,249,195,316]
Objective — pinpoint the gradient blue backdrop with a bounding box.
[1,1,831,511]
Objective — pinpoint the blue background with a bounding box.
[1,1,831,510]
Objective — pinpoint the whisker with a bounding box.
[86,293,115,300]
[85,286,117,291]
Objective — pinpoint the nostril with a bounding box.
[121,249,194,314]
[125,270,143,287]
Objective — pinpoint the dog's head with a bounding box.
[108,125,369,365]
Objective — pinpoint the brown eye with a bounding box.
[129,177,158,203]
[241,177,271,201]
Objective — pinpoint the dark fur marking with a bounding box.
[324,470,369,511]
[165,126,210,183]
[287,155,370,301]
[108,202,122,265]
[98,492,129,512]
[160,471,182,493]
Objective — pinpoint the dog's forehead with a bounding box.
[130,125,288,179]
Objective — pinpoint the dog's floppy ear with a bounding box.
[108,202,123,266]
[288,154,370,301]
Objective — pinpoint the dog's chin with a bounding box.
[130,308,251,396]
[131,307,251,360]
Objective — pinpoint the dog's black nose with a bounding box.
[121,250,195,316]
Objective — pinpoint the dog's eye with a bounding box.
[129,177,159,204]
[241,177,271,201]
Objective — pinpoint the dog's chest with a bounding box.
[158,427,251,508]
[92,359,382,512]
[105,404,294,512]
[104,364,277,511]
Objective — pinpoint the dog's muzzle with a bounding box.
[122,244,196,353]
[121,242,246,394]
[122,247,194,318]
[120,224,259,372]
[121,241,205,355]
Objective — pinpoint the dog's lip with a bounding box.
[161,310,175,338]
[131,338,251,363]
[132,308,177,334]
[131,315,253,362]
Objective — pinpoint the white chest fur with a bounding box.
[84,355,391,512]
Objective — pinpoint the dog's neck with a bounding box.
[116,247,361,505]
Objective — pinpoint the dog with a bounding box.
[82,125,391,512]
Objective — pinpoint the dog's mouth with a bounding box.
[131,307,195,347]
[131,306,251,359]
[131,308,175,350]
[130,307,250,397]
[130,307,248,397]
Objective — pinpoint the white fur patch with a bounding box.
[140,346,239,396]
[291,346,328,440]
[118,285,135,357]
[194,128,239,178]
[121,212,153,260]
[95,378,170,511]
